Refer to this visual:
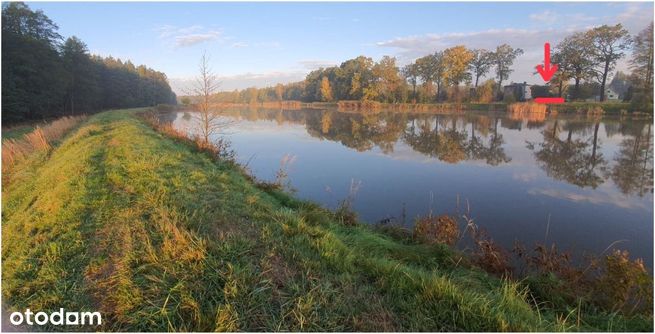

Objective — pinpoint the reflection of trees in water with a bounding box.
[466,117,511,165]
[306,110,407,153]
[610,124,653,196]
[403,116,468,163]
[527,118,653,192]
[217,108,515,165]
[401,115,511,165]
[186,109,653,193]
[528,120,608,188]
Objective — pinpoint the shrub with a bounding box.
[413,215,460,246]
[592,250,653,315]
[469,228,512,276]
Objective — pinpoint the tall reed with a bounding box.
[507,102,548,117]
[2,115,87,172]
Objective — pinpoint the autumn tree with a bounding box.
[469,49,493,87]
[491,44,524,98]
[275,83,284,101]
[416,52,445,102]
[319,76,333,102]
[368,56,403,102]
[337,56,375,100]
[443,46,474,86]
[629,22,654,109]
[587,24,631,101]
[401,63,419,102]
[554,32,595,100]
[476,79,496,103]
[442,46,474,102]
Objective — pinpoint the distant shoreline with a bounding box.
[179,100,652,116]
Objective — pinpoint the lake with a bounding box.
[164,108,653,266]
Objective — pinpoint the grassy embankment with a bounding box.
[2,109,652,331]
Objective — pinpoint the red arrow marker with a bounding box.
[536,42,558,82]
[535,97,564,104]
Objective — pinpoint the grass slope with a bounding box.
[2,109,650,331]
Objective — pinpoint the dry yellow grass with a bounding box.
[2,115,87,172]
[507,102,548,122]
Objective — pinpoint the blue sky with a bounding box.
[28,2,654,93]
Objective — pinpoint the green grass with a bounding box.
[2,109,651,331]
[551,101,635,114]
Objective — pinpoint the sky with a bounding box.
[28,1,654,95]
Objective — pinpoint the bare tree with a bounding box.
[188,51,225,145]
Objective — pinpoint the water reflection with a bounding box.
[527,120,607,189]
[207,108,653,196]
[167,108,653,264]
[611,124,653,196]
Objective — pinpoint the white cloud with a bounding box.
[298,59,338,70]
[528,187,649,210]
[376,28,574,83]
[170,70,307,94]
[529,10,559,25]
[231,42,249,48]
[156,25,224,48]
[615,3,654,33]
[253,41,282,49]
[375,3,652,84]
[175,33,222,47]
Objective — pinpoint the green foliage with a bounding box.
[1,2,176,125]
[491,44,524,93]
[587,24,632,101]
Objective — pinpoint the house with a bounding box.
[587,87,621,101]
[503,82,532,101]
[604,87,620,100]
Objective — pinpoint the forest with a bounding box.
[2,2,177,125]
[205,23,653,111]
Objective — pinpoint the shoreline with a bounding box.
[2,109,652,331]
[188,100,653,116]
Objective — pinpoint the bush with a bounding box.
[413,215,460,246]
[592,250,653,315]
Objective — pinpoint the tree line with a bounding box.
[2,2,177,125]
[205,22,652,109]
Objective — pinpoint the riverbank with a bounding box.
[202,100,650,115]
[2,109,652,331]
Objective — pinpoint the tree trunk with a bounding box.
[600,60,610,101]
[553,120,559,138]
[591,122,600,164]
[412,82,417,102]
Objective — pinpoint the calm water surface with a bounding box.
[165,109,653,266]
